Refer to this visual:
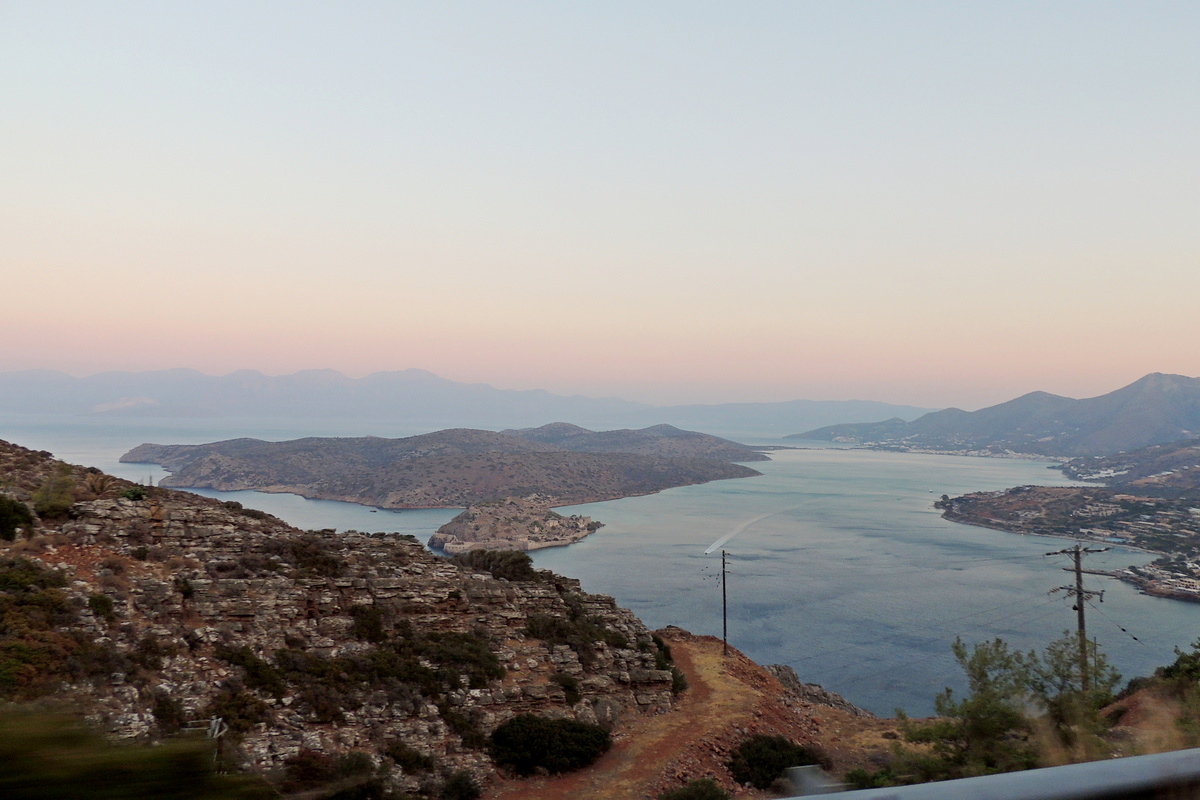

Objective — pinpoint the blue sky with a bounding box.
[2,2,1198,407]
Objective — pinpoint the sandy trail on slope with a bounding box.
[485,629,901,800]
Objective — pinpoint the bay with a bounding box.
[2,415,1196,715]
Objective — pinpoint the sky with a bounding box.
[2,1,1198,409]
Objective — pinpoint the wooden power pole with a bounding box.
[721,549,728,656]
[1047,543,1108,691]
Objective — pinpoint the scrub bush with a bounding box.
[726,734,825,790]
[0,496,33,541]
[490,713,611,775]
[658,778,730,800]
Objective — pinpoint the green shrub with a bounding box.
[350,604,386,643]
[201,687,271,733]
[281,748,337,793]
[418,630,505,688]
[551,672,581,705]
[441,770,481,800]
[658,778,731,800]
[133,634,174,671]
[335,750,375,779]
[0,496,34,541]
[215,644,286,698]
[726,734,825,790]
[844,767,900,789]
[87,593,116,623]
[490,713,612,776]
[0,556,66,592]
[32,466,76,518]
[524,613,627,666]
[272,631,501,722]
[0,558,76,698]
[449,549,542,582]
[121,486,147,501]
[174,577,195,600]
[0,557,135,700]
[671,666,689,695]
[652,634,674,671]
[152,691,187,735]
[267,534,347,577]
[440,706,488,750]
[1164,639,1200,681]
[384,739,436,774]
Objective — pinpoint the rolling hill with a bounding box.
[120,425,764,508]
[795,373,1200,457]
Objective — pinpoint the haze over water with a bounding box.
[5,415,1196,716]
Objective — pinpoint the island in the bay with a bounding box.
[121,422,768,551]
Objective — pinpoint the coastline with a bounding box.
[939,510,1195,603]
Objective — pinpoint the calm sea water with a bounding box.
[3,415,1196,715]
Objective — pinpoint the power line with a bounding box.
[1084,597,1146,646]
[834,607,1069,690]
[789,593,1060,666]
[806,602,1067,683]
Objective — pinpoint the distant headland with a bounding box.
[122,423,767,549]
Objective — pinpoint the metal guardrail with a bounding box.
[782,748,1200,800]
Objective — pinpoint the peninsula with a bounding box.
[936,438,1200,601]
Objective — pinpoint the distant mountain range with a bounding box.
[120,424,764,508]
[796,373,1200,457]
[0,368,932,437]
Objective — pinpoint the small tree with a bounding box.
[902,637,1036,779]
[1163,638,1200,682]
[32,465,76,518]
[0,496,34,541]
[1026,631,1120,758]
[726,734,824,790]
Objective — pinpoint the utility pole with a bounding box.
[1047,543,1108,691]
[721,549,728,656]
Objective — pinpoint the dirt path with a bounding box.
[487,632,783,800]
[486,629,902,800]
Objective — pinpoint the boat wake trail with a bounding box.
[705,506,800,554]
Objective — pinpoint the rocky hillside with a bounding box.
[502,423,769,462]
[120,428,762,508]
[796,373,1200,457]
[1061,437,1200,497]
[0,439,681,796]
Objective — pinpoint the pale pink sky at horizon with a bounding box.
[3,2,1198,411]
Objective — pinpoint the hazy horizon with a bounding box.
[4,364,1194,415]
[4,2,1198,409]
